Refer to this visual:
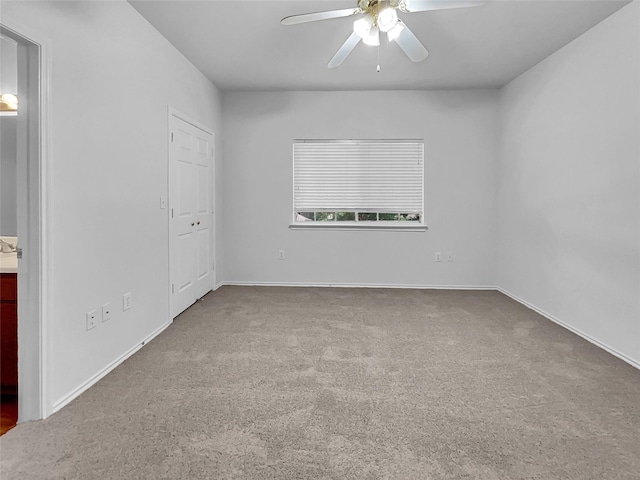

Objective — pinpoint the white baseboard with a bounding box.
[51,283,635,416]
[218,281,498,291]
[498,288,640,371]
[51,320,173,414]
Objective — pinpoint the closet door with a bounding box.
[193,129,213,300]
[169,114,213,318]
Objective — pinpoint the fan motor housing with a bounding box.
[358,0,403,14]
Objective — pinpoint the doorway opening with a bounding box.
[0,32,20,435]
[0,21,48,430]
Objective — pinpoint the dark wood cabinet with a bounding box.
[0,273,18,395]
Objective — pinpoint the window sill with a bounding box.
[289,223,427,232]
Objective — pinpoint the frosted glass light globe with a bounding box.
[353,14,374,38]
[362,25,380,46]
[0,94,18,109]
[377,7,398,33]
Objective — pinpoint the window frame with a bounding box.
[290,139,426,231]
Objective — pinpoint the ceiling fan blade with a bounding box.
[328,32,361,68]
[392,22,429,62]
[402,0,484,13]
[281,8,362,26]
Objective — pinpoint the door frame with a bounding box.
[1,17,52,420]
[167,108,215,318]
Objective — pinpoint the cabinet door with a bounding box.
[0,302,18,390]
[0,275,17,301]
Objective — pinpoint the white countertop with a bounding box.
[0,236,18,274]
[0,252,17,274]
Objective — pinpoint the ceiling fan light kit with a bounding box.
[353,14,374,38]
[377,6,399,32]
[281,0,484,69]
[0,93,18,111]
[362,25,381,46]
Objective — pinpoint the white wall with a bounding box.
[2,0,223,410]
[222,90,499,288]
[497,2,640,366]
[0,34,17,93]
[1,36,18,235]
[1,117,17,235]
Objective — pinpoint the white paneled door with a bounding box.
[169,113,214,318]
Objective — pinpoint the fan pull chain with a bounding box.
[377,44,381,73]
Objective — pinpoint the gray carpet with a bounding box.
[1,286,639,479]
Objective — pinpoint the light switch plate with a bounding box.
[123,292,132,311]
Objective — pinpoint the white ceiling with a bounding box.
[129,0,629,91]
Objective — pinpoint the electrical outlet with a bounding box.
[86,310,97,331]
[279,250,285,260]
[102,302,112,322]
[435,252,441,262]
[123,292,132,311]
[447,252,453,262]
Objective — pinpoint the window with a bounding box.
[292,139,424,229]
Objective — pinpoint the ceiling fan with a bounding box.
[281,0,483,69]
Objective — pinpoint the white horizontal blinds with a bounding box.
[294,140,424,213]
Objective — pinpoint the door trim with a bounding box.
[167,108,215,318]
[168,107,214,137]
[1,17,52,420]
